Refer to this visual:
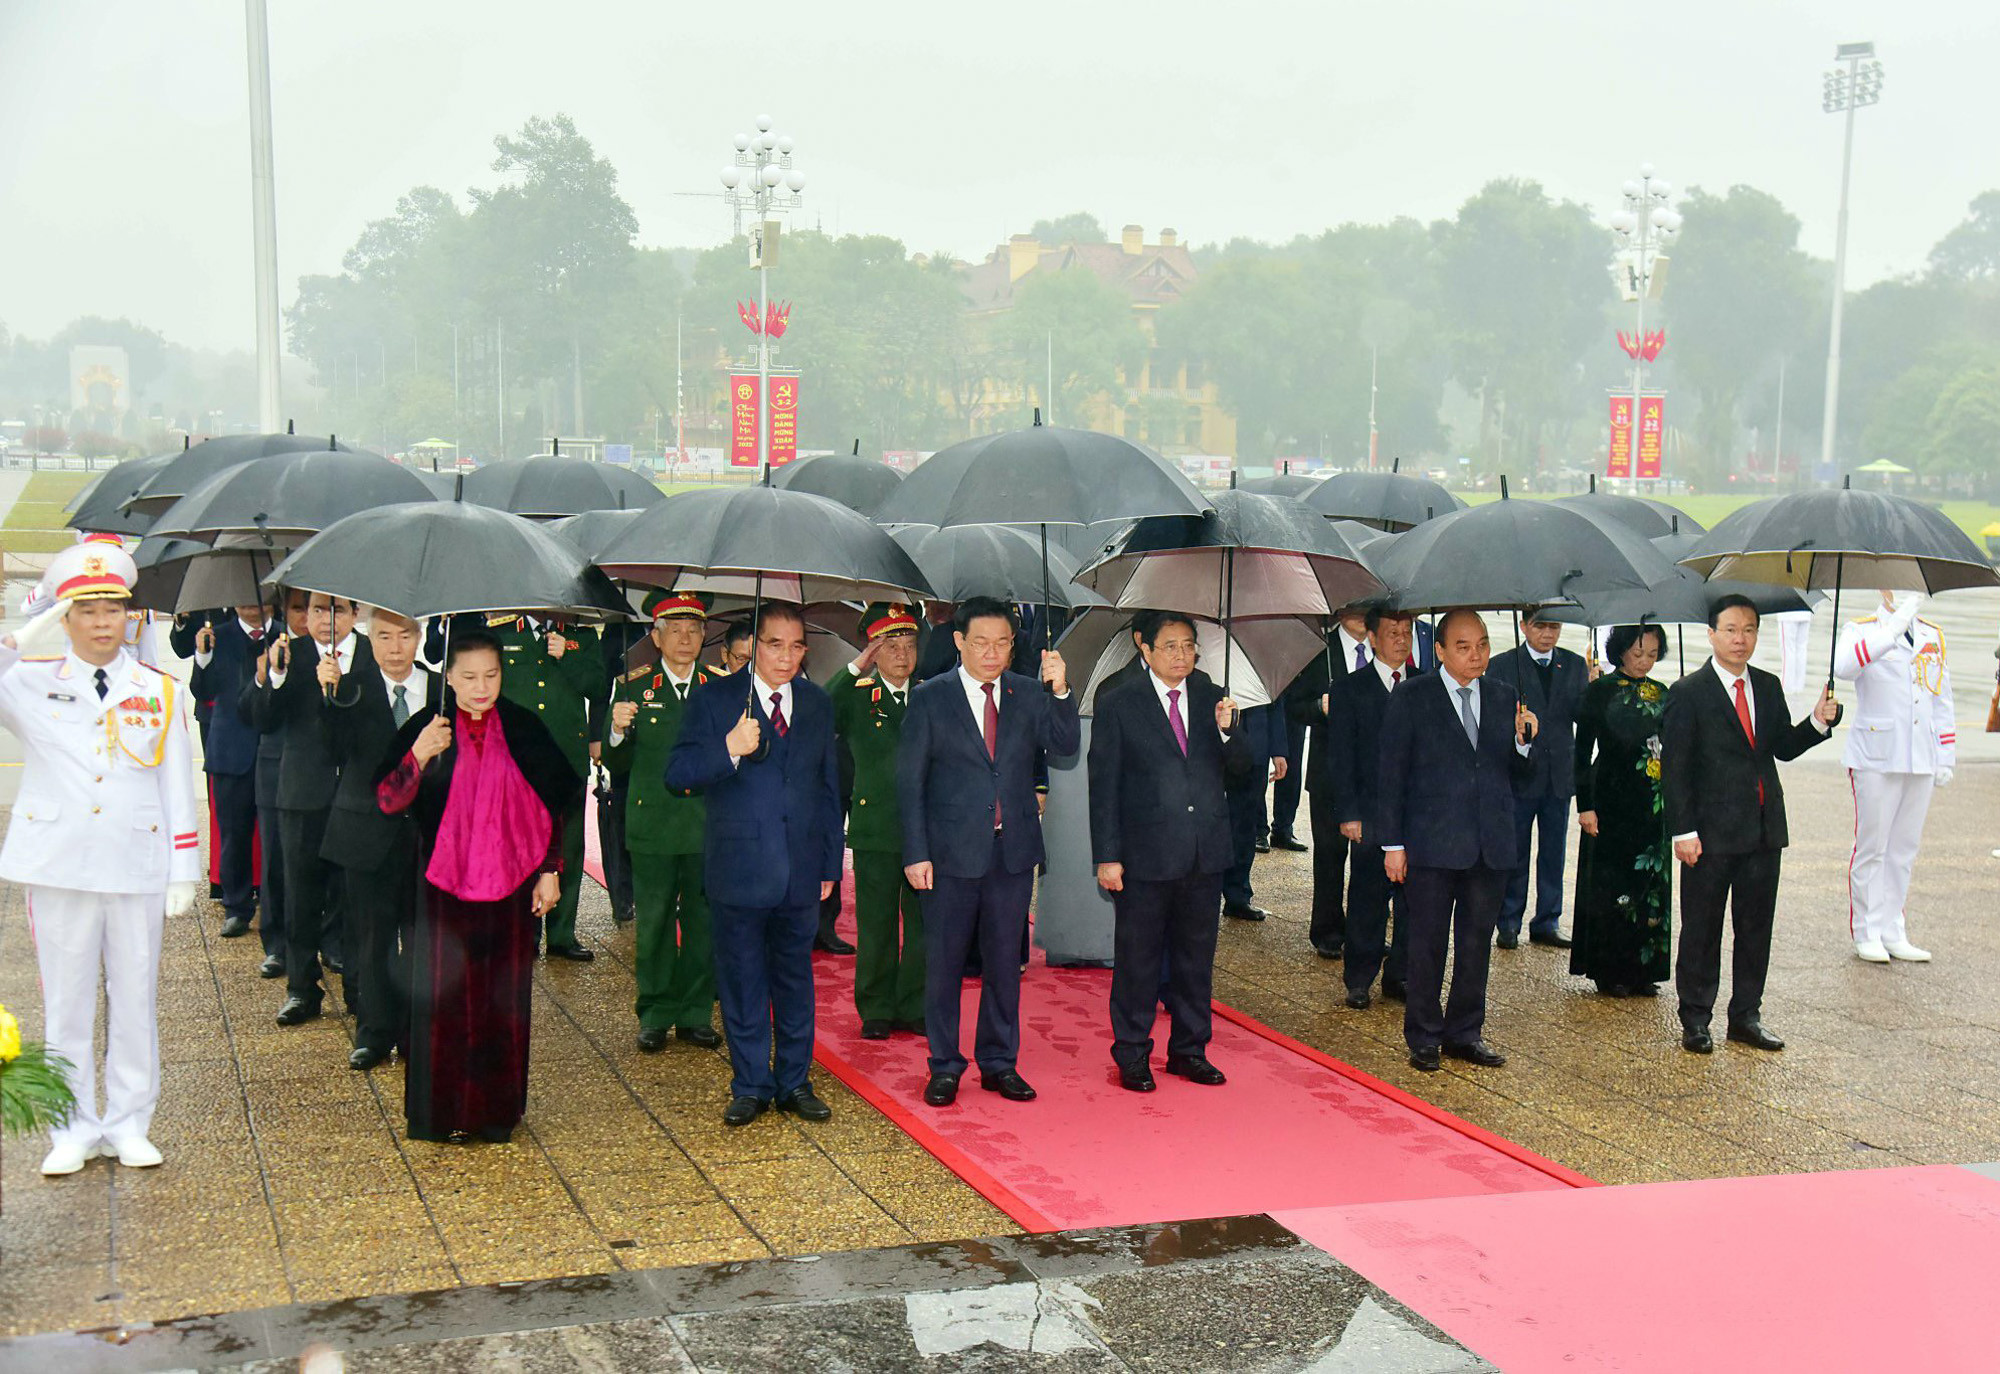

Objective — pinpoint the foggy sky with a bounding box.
[2,0,1993,353]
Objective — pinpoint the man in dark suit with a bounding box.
[1090,612,1251,1091]
[1488,611,1589,949]
[1326,608,1417,1009]
[667,604,844,1127]
[1287,607,1375,958]
[254,594,368,1026]
[1220,702,1287,921]
[319,608,438,1070]
[1662,594,1837,1054]
[190,601,270,941]
[239,590,307,980]
[899,597,1078,1107]
[1377,609,1538,1072]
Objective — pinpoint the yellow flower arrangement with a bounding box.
[0,1003,18,1064]
[0,1000,75,1136]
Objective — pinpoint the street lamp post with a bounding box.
[719,116,804,480]
[1609,166,1681,488]
[1819,41,1884,478]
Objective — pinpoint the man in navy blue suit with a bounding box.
[1488,611,1589,950]
[1377,610,1539,1073]
[191,601,272,941]
[899,597,1079,1108]
[667,604,844,1127]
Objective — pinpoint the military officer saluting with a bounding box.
[489,610,604,960]
[829,603,925,1039]
[605,590,722,1052]
[1835,591,1955,964]
[0,541,200,1176]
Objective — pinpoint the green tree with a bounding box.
[994,268,1144,428]
[1920,361,2000,476]
[1029,213,1106,244]
[1927,191,2000,283]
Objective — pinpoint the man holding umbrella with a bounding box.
[1488,611,1588,951]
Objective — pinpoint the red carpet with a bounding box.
[1276,1165,2000,1373]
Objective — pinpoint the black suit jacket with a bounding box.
[320,659,445,870]
[248,635,376,813]
[1287,631,1372,794]
[191,618,270,777]
[1661,661,1827,855]
[1088,673,1253,879]
[1375,671,1536,870]
[897,669,1080,879]
[1488,644,1588,800]
[1324,661,1408,835]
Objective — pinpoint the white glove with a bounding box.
[1888,593,1922,631]
[165,881,199,919]
[1933,767,1954,788]
[9,601,68,657]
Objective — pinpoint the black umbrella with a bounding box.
[129,536,292,616]
[1235,473,1321,499]
[266,500,632,624]
[460,454,665,519]
[1550,474,1702,539]
[124,431,353,517]
[1538,536,1817,628]
[146,449,436,543]
[67,448,179,536]
[551,507,648,559]
[890,524,1095,608]
[1301,460,1466,531]
[770,443,905,516]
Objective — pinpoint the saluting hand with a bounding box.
[726,709,762,758]
[852,637,883,674]
[412,714,453,766]
[611,700,638,732]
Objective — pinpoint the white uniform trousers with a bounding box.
[1847,770,1934,947]
[27,887,164,1150]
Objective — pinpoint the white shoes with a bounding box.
[108,1135,163,1168]
[39,1140,104,1176]
[1885,940,1932,963]
[1854,938,1891,963]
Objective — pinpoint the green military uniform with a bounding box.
[829,608,925,1027]
[605,659,715,1031]
[491,614,603,952]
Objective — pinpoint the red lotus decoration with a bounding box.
[1617,329,1666,361]
[736,301,793,339]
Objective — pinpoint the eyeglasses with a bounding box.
[1150,640,1198,656]
[964,636,1014,653]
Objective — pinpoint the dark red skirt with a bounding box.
[405,876,536,1141]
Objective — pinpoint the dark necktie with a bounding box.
[1391,668,1401,687]
[770,690,788,737]
[982,682,1001,828]
[1353,643,1368,672]
[391,684,410,726]
[1458,685,1478,747]
[94,668,109,701]
[676,681,688,702]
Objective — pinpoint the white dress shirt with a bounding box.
[1338,626,1370,674]
[1149,669,1189,737]
[1373,658,1410,693]
[959,665,1001,733]
[383,665,428,717]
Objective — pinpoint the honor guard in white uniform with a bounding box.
[0,541,201,1176]
[1835,591,1954,964]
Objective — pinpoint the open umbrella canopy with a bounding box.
[1301,468,1465,530]
[873,420,1209,528]
[550,507,647,559]
[460,455,665,519]
[1077,490,1384,620]
[1854,458,1913,474]
[1539,529,1817,628]
[1372,489,1669,613]
[890,524,1095,608]
[129,536,291,616]
[1235,473,1321,499]
[596,485,932,603]
[266,500,632,623]
[146,449,436,542]
[1057,608,1323,713]
[124,432,353,516]
[1550,482,1701,539]
[1678,486,1999,593]
[67,449,176,536]
[770,448,905,516]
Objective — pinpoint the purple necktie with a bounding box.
[1167,687,1188,756]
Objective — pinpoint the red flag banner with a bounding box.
[767,375,800,467]
[1607,396,1633,479]
[1637,395,1664,479]
[728,374,759,467]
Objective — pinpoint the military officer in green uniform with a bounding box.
[605,590,723,1052]
[489,610,604,960]
[828,603,926,1039]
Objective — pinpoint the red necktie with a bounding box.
[1391,669,1401,686]
[1734,677,1763,804]
[982,682,1001,828]
[770,690,788,737]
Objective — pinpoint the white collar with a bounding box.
[1374,658,1409,689]
[238,616,269,638]
[1529,649,1552,666]
[1443,667,1480,693]
[959,665,1002,695]
[663,662,697,687]
[1711,659,1749,690]
[1149,668,1192,699]
[66,651,122,685]
[753,672,792,703]
[383,665,425,691]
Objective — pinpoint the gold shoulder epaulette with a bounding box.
[853,676,876,688]
[1919,617,1944,648]
[21,654,61,663]
[622,664,652,684]
[486,613,520,628]
[1854,613,1879,624]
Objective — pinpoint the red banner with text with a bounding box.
[768,375,800,467]
[728,374,759,467]
[1607,396,1633,478]
[1636,395,1663,480]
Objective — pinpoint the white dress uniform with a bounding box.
[1834,599,1954,959]
[0,544,200,1170]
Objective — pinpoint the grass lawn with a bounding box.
[2,471,95,554]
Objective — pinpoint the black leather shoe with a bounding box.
[220,915,251,939]
[676,1025,722,1048]
[722,1096,766,1127]
[258,955,285,979]
[1164,1055,1227,1085]
[1270,834,1309,852]
[208,881,224,900]
[637,1027,669,1053]
[1118,1062,1157,1093]
[275,996,321,1026]
[980,1069,1038,1101]
[895,1019,927,1036]
[814,933,857,955]
[348,1045,388,1071]
[1381,979,1406,1002]
[1409,1045,1441,1072]
[1682,1026,1714,1054]
[320,955,345,976]
[1444,1040,1507,1068]
[923,1074,961,1106]
[1254,839,1272,854]
[1597,982,1631,998]
[1222,903,1269,922]
[1312,944,1344,960]
[1529,931,1574,949]
[1495,931,1520,950]
[860,1019,893,1040]
[547,943,595,962]
[612,906,636,927]
[1727,1020,1785,1051]
[1631,983,1659,998]
[776,1085,832,1121]
[1344,990,1372,1010]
